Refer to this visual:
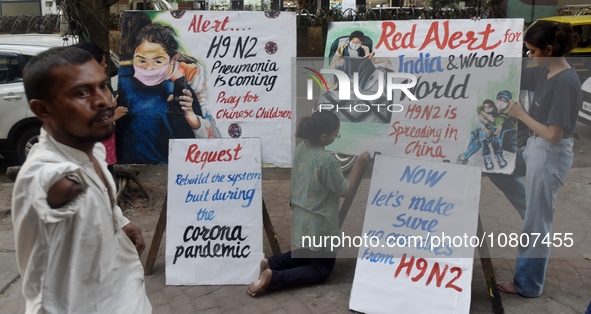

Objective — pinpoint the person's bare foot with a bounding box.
[259,258,270,279]
[247,269,272,297]
[497,281,518,294]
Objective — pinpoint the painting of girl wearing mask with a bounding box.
[117,21,221,165]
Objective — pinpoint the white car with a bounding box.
[580,76,591,126]
[0,34,118,163]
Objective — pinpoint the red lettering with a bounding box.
[472,24,501,50]
[448,31,463,49]
[394,254,415,278]
[216,109,254,120]
[184,143,243,169]
[420,21,449,50]
[405,141,446,158]
[426,261,448,287]
[411,258,428,282]
[202,19,211,31]
[232,143,243,160]
[419,21,501,51]
[185,144,199,162]
[255,107,292,119]
[445,267,463,292]
[376,22,396,50]
[376,22,417,51]
[188,15,230,33]
[216,91,241,108]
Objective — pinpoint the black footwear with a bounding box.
[484,155,494,170]
[457,154,468,165]
[496,155,507,168]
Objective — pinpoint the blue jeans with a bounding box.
[268,249,336,288]
[488,136,573,297]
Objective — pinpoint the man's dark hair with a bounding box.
[23,46,94,101]
[349,30,365,41]
[483,99,495,107]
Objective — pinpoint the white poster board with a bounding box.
[166,138,263,285]
[349,155,481,314]
[319,19,524,174]
[117,11,296,166]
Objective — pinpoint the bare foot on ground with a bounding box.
[259,258,269,279]
[497,281,518,294]
[247,269,272,297]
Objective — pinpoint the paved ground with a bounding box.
[0,164,590,313]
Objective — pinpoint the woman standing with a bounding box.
[489,20,581,297]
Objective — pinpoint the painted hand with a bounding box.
[168,89,201,129]
[114,105,128,121]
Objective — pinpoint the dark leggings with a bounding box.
[268,248,336,289]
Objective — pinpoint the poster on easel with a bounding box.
[165,138,263,285]
[117,10,296,166]
[302,18,524,174]
[349,155,481,314]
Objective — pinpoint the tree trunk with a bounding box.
[77,0,112,73]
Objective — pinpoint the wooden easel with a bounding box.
[336,159,505,314]
[144,195,282,275]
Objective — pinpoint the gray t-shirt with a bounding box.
[521,66,582,134]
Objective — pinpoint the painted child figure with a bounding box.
[247,111,370,297]
[477,99,507,170]
[132,23,221,139]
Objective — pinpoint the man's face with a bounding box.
[43,60,114,147]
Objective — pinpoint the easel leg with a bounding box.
[144,194,167,276]
[262,200,282,256]
[477,214,504,314]
[339,163,368,229]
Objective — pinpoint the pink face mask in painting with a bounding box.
[133,63,169,86]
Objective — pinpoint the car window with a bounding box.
[0,55,22,84]
[581,25,590,48]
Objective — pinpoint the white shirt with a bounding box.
[12,128,152,314]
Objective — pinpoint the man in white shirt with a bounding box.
[12,46,152,313]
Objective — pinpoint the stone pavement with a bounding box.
[0,166,590,314]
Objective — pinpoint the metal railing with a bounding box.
[296,5,497,27]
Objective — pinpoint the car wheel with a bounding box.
[16,126,40,164]
[333,153,357,174]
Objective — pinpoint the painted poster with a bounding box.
[116,11,295,166]
[166,138,263,285]
[306,19,523,173]
[349,155,481,314]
